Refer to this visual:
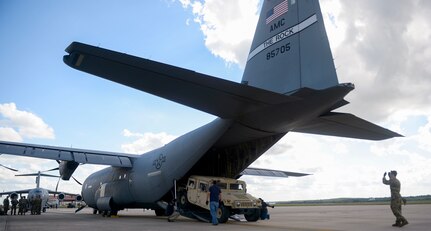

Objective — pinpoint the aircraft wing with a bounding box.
[63,42,299,118]
[47,190,80,197]
[292,112,403,140]
[0,141,135,167]
[0,189,32,197]
[240,167,310,178]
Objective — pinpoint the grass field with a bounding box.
[273,195,431,206]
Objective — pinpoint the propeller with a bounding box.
[0,163,19,172]
[72,176,83,185]
[75,204,87,213]
[42,161,83,197]
[0,154,19,171]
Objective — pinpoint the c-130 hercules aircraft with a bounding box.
[0,0,400,220]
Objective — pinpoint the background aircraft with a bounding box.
[0,0,400,220]
[0,169,82,212]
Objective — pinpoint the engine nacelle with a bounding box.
[10,192,18,200]
[58,193,65,200]
[76,195,83,201]
[96,197,113,211]
[59,161,79,180]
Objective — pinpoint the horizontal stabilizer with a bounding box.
[15,173,58,178]
[63,42,299,118]
[292,112,403,140]
[240,167,310,178]
[0,141,135,167]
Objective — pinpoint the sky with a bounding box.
[0,0,430,202]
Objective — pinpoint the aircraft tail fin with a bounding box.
[242,0,338,94]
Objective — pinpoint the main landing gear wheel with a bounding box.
[155,208,165,216]
[102,210,118,217]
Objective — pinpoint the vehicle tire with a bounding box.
[178,191,188,209]
[217,205,230,223]
[93,209,98,214]
[244,208,260,222]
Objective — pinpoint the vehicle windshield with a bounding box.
[229,183,244,190]
[217,182,227,189]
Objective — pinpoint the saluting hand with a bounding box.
[383,172,387,177]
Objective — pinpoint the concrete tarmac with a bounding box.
[1,204,430,231]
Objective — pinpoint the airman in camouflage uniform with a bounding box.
[382,170,408,227]
[3,196,9,215]
[18,196,29,215]
[34,195,42,215]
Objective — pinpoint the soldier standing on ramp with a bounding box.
[382,170,408,227]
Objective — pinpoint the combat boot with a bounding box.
[392,220,401,227]
[399,220,409,227]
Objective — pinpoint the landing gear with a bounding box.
[155,208,165,216]
[110,210,118,216]
[101,210,118,217]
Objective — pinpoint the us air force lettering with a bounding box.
[0,0,401,222]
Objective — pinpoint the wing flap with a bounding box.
[292,112,403,140]
[63,42,299,118]
[0,141,134,167]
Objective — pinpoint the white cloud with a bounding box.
[121,129,177,154]
[320,0,346,51]
[179,0,260,67]
[330,0,431,123]
[0,127,22,142]
[0,103,55,141]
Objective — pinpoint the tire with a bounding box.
[178,191,188,209]
[110,210,118,216]
[244,208,260,222]
[93,209,98,214]
[217,205,230,223]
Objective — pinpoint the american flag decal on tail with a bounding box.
[266,0,288,24]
